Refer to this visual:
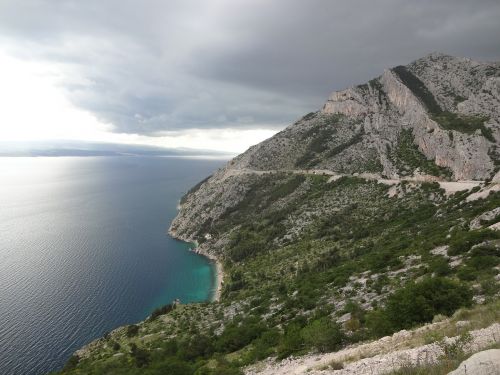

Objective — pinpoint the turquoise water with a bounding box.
[0,156,225,375]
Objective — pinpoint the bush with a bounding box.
[429,257,452,276]
[62,355,79,371]
[432,112,493,141]
[152,358,193,375]
[447,230,498,256]
[149,303,175,320]
[215,317,265,353]
[277,323,304,359]
[365,309,394,338]
[130,343,150,367]
[126,324,140,337]
[457,266,478,281]
[301,318,344,352]
[367,277,472,337]
[179,334,214,360]
[244,328,281,362]
[384,277,472,330]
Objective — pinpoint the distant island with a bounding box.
[0,140,233,158]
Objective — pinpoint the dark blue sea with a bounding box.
[0,156,225,375]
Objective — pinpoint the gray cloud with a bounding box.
[0,0,499,135]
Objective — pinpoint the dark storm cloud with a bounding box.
[0,0,499,134]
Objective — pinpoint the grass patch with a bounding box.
[432,112,494,142]
[392,65,493,142]
[389,129,452,178]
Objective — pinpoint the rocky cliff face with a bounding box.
[170,53,500,244]
[231,53,499,180]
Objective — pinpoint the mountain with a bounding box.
[59,54,500,375]
[170,52,500,243]
[251,52,499,180]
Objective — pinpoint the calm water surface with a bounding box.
[0,156,225,375]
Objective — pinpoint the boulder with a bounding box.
[448,349,500,375]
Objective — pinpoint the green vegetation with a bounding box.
[367,277,472,336]
[295,114,365,168]
[301,112,318,121]
[389,129,452,178]
[327,129,364,158]
[149,303,176,321]
[392,66,493,142]
[59,173,500,375]
[432,112,494,142]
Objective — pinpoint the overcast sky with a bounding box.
[0,0,499,152]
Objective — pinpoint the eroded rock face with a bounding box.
[229,53,498,181]
[170,53,500,242]
[448,349,500,375]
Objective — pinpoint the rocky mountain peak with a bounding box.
[225,53,499,181]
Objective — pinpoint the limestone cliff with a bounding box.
[170,53,500,244]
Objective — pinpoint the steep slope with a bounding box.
[226,53,500,180]
[170,53,500,244]
[60,54,500,375]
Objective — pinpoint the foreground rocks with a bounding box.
[246,323,500,375]
[448,349,500,375]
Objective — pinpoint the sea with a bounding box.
[0,156,226,375]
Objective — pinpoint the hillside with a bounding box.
[58,54,500,375]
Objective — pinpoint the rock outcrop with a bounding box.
[170,53,500,244]
[448,349,500,375]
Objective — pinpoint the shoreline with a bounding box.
[168,229,224,303]
[170,197,223,303]
[190,240,224,302]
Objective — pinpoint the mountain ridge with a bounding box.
[227,53,499,181]
[169,53,500,246]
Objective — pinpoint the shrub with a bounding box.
[215,317,265,353]
[432,112,493,141]
[447,229,498,256]
[152,358,193,375]
[384,277,472,330]
[130,343,150,367]
[301,318,344,352]
[429,257,452,276]
[457,266,478,281]
[244,329,281,362]
[365,309,394,338]
[149,302,175,320]
[62,355,79,371]
[126,324,139,337]
[367,277,472,337]
[277,323,304,359]
[178,334,214,360]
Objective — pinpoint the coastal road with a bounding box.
[221,168,499,196]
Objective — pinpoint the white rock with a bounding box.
[447,349,500,375]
